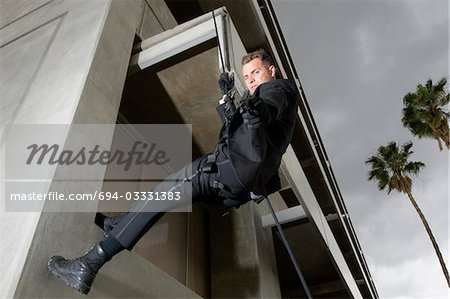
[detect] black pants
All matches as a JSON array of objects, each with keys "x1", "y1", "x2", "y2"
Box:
[{"x1": 109, "y1": 154, "x2": 249, "y2": 249}]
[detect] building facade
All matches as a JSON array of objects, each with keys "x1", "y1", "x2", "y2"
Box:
[{"x1": 0, "y1": 0, "x2": 378, "y2": 298}]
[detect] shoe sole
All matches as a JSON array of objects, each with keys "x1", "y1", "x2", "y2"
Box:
[{"x1": 47, "y1": 260, "x2": 91, "y2": 295}]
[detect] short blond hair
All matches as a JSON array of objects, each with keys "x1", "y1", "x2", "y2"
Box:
[{"x1": 241, "y1": 49, "x2": 274, "y2": 68}]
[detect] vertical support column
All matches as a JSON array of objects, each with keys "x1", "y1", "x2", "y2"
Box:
[
  {"x1": 1, "y1": 1, "x2": 113, "y2": 296},
  {"x1": 210, "y1": 202, "x2": 281, "y2": 298},
  {"x1": 1, "y1": 0, "x2": 144, "y2": 297}
]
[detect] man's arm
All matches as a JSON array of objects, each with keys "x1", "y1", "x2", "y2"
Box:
[
  {"x1": 253, "y1": 80, "x2": 293, "y2": 122},
  {"x1": 241, "y1": 80, "x2": 296, "y2": 128}
]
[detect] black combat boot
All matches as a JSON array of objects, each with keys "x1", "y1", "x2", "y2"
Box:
[
  {"x1": 94, "y1": 213, "x2": 128, "y2": 236},
  {"x1": 47, "y1": 243, "x2": 111, "y2": 294}
]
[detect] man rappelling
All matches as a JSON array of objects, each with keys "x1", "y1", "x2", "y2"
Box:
[{"x1": 47, "y1": 49, "x2": 299, "y2": 295}]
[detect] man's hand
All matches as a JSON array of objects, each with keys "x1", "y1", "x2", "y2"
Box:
[
  {"x1": 218, "y1": 72, "x2": 234, "y2": 95},
  {"x1": 240, "y1": 98, "x2": 271, "y2": 129}
]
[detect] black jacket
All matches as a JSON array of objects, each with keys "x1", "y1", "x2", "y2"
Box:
[{"x1": 216, "y1": 79, "x2": 298, "y2": 196}]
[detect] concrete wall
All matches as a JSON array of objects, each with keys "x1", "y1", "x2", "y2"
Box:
[
  {"x1": 210, "y1": 202, "x2": 281, "y2": 298},
  {"x1": 1, "y1": 1, "x2": 112, "y2": 296},
  {"x1": 0, "y1": 0, "x2": 197, "y2": 298}
]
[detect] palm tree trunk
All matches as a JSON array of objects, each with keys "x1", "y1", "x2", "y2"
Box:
[{"x1": 406, "y1": 192, "x2": 450, "y2": 287}]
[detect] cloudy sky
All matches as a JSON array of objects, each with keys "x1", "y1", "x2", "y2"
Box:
[{"x1": 273, "y1": 0, "x2": 449, "y2": 297}]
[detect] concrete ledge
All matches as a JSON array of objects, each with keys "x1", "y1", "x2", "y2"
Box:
[
  {"x1": 87, "y1": 249, "x2": 202, "y2": 298},
  {"x1": 13, "y1": 212, "x2": 201, "y2": 299},
  {"x1": 261, "y1": 205, "x2": 339, "y2": 228},
  {"x1": 261, "y1": 205, "x2": 306, "y2": 228}
]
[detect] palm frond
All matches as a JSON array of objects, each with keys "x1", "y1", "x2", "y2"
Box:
[
  {"x1": 438, "y1": 93, "x2": 449, "y2": 107},
  {"x1": 435, "y1": 77, "x2": 448, "y2": 91},
  {"x1": 405, "y1": 161, "x2": 425, "y2": 175},
  {"x1": 366, "y1": 141, "x2": 424, "y2": 195},
  {"x1": 388, "y1": 176, "x2": 400, "y2": 194},
  {"x1": 402, "y1": 77, "x2": 450, "y2": 149},
  {"x1": 402, "y1": 141, "x2": 414, "y2": 154}
]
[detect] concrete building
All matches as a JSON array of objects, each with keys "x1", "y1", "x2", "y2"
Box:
[{"x1": 1, "y1": 0, "x2": 379, "y2": 298}]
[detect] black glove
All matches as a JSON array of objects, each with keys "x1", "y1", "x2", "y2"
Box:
[
  {"x1": 240, "y1": 98, "x2": 271, "y2": 129},
  {"x1": 218, "y1": 72, "x2": 234, "y2": 95}
]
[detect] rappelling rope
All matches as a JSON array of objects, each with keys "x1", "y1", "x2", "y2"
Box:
[
  {"x1": 211, "y1": 3, "x2": 312, "y2": 296},
  {"x1": 211, "y1": 7, "x2": 226, "y2": 72},
  {"x1": 265, "y1": 197, "x2": 313, "y2": 298}
]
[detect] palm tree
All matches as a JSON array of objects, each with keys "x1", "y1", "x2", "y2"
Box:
[
  {"x1": 401, "y1": 77, "x2": 449, "y2": 151},
  {"x1": 366, "y1": 141, "x2": 450, "y2": 287}
]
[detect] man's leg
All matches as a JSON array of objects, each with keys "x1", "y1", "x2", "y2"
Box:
[
  {"x1": 94, "y1": 212, "x2": 128, "y2": 236},
  {"x1": 109, "y1": 154, "x2": 212, "y2": 249},
  {"x1": 47, "y1": 155, "x2": 214, "y2": 294}
]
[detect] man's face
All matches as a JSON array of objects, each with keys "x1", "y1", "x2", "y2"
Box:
[{"x1": 242, "y1": 58, "x2": 276, "y2": 95}]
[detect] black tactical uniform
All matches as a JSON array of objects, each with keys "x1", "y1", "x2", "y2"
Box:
[{"x1": 110, "y1": 78, "x2": 299, "y2": 250}]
